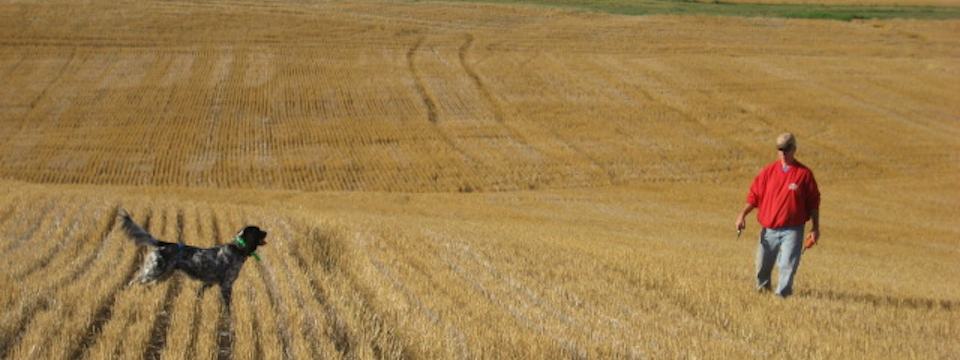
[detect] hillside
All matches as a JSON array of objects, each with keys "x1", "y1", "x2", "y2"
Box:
[{"x1": 0, "y1": 1, "x2": 958, "y2": 359}]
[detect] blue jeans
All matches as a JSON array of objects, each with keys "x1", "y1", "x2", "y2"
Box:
[{"x1": 756, "y1": 226, "x2": 804, "y2": 297}]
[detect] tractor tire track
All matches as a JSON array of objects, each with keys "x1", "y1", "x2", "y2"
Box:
[
  {"x1": 456, "y1": 32, "x2": 534, "y2": 149},
  {"x1": 0, "y1": 50, "x2": 27, "y2": 85},
  {"x1": 406, "y1": 35, "x2": 481, "y2": 179},
  {"x1": 408, "y1": 37, "x2": 439, "y2": 124},
  {"x1": 458, "y1": 42, "x2": 614, "y2": 185},
  {"x1": 23, "y1": 49, "x2": 75, "y2": 114}
]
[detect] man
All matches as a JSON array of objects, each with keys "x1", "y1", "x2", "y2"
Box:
[{"x1": 735, "y1": 133, "x2": 820, "y2": 297}]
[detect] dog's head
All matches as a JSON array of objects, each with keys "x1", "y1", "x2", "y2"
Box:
[{"x1": 236, "y1": 226, "x2": 268, "y2": 250}]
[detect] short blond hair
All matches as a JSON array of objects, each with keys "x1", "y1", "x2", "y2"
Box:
[{"x1": 776, "y1": 133, "x2": 796, "y2": 150}]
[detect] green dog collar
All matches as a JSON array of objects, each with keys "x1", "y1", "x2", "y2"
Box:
[{"x1": 234, "y1": 237, "x2": 261, "y2": 262}]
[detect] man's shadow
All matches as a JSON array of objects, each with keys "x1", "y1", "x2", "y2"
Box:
[{"x1": 797, "y1": 289, "x2": 955, "y2": 310}]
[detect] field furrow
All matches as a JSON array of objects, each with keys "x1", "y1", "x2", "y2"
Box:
[
  {"x1": 257, "y1": 216, "x2": 328, "y2": 360},
  {"x1": 3, "y1": 205, "x2": 131, "y2": 360},
  {"x1": 159, "y1": 287, "x2": 204, "y2": 360}
]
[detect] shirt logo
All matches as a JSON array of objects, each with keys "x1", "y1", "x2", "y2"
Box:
[{"x1": 789, "y1": 183, "x2": 799, "y2": 191}]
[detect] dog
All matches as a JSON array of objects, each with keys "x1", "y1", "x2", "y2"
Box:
[{"x1": 118, "y1": 209, "x2": 267, "y2": 309}]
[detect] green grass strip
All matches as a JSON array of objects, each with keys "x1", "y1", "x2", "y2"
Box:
[{"x1": 413, "y1": 0, "x2": 960, "y2": 20}]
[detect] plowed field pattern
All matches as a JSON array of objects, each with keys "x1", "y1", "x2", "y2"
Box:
[
  {"x1": 0, "y1": 1, "x2": 958, "y2": 359},
  {"x1": 0, "y1": 190, "x2": 406, "y2": 360},
  {"x1": 1, "y1": 0, "x2": 957, "y2": 192}
]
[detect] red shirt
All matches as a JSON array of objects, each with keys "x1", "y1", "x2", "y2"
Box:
[{"x1": 747, "y1": 160, "x2": 820, "y2": 229}]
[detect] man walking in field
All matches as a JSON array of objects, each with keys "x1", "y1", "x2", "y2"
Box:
[{"x1": 735, "y1": 133, "x2": 820, "y2": 297}]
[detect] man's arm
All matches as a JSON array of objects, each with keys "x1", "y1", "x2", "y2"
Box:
[
  {"x1": 805, "y1": 170, "x2": 820, "y2": 242},
  {"x1": 735, "y1": 203, "x2": 756, "y2": 232},
  {"x1": 808, "y1": 209, "x2": 820, "y2": 242}
]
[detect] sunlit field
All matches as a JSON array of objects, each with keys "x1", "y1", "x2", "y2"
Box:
[{"x1": 1, "y1": 0, "x2": 958, "y2": 359}]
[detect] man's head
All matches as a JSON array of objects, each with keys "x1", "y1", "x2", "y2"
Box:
[
  {"x1": 776, "y1": 132, "x2": 798, "y2": 165},
  {"x1": 776, "y1": 133, "x2": 796, "y2": 153}
]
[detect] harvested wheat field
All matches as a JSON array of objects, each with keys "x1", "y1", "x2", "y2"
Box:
[{"x1": 0, "y1": 0, "x2": 958, "y2": 359}]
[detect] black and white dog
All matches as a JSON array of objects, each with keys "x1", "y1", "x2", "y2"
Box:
[{"x1": 119, "y1": 209, "x2": 267, "y2": 309}]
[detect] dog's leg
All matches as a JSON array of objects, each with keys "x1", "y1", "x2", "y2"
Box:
[
  {"x1": 197, "y1": 283, "x2": 213, "y2": 299},
  {"x1": 219, "y1": 281, "x2": 234, "y2": 312},
  {"x1": 220, "y1": 286, "x2": 232, "y2": 308}
]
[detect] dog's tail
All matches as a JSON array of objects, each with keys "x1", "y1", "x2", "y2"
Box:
[{"x1": 118, "y1": 208, "x2": 160, "y2": 247}]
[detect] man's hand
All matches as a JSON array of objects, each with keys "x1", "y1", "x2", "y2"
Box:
[
  {"x1": 735, "y1": 203, "x2": 756, "y2": 237},
  {"x1": 808, "y1": 209, "x2": 820, "y2": 247},
  {"x1": 804, "y1": 229, "x2": 819, "y2": 249}
]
